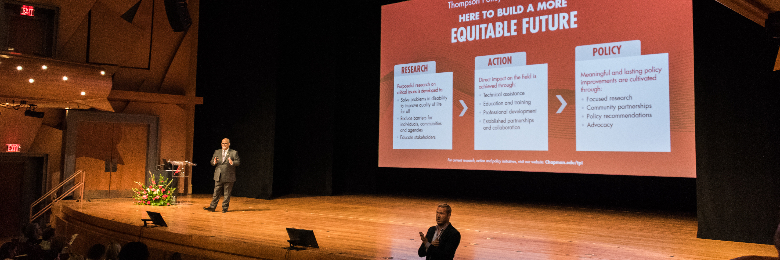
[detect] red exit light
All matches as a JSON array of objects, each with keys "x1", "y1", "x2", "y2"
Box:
[
  {"x1": 6, "y1": 144, "x2": 21, "y2": 152},
  {"x1": 20, "y1": 5, "x2": 34, "y2": 16}
]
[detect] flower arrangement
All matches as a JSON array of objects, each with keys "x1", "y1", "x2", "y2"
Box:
[{"x1": 132, "y1": 172, "x2": 176, "y2": 206}]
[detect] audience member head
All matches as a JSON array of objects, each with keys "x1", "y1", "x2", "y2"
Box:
[
  {"x1": 168, "y1": 252, "x2": 182, "y2": 260},
  {"x1": 436, "y1": 203, "x2": 452, "y2": 226},
  {"x1": 105, "y1": 241, "x2": 122, "y2": 260},
  {"x1": 24, "y1": 223, "x2": 42, "y2": 241},
  {"x1": 117, "y1": 242, "x2": 149, "y2": 260},
  {"x1": 86, "y1": 243, "x2": 107, "y2": 260},
  {"x1": 0, "y1": 242, "x2": 17, "y2": 259},
  {"x1": 48, "y1": 235, "x2": 69, "y2": 257},
  {"x1": 41, "y1": 227, "x2": 56, "y2": 241}
]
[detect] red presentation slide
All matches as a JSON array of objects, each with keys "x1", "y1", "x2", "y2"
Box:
[{"x1": 379, "y1": 0, "x2": 695, "y2": 178}]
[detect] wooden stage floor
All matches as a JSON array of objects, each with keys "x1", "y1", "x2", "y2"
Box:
[{"x1": 52, "y1": 195, "x2": 776, "y2": 260}]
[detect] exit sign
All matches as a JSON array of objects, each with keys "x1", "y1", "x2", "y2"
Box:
[
  {"x1": 6, "y1": 144, "x2": 21, "y2": 152},
  {"x1": 21, "y1": 5, "x2": 34, "y2": 16}
]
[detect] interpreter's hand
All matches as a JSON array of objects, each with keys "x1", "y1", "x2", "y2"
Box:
[
  {"x1": 432, "y1": 239, "x2": 440, "y2": 247},
  {"x1": 228, "y1": 157, "x2": 233, "y2": 165},
  {"x1": 419, "y1": 232, "x2": 429, "y2": 244}
]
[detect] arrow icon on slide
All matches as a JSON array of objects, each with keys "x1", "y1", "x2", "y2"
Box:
[
  {"x1": 459, "y1": 100, "x2": 468, "y2": 117},
  {"x1": 556, "y1": 95, "x2": 567, "y2": 113}
]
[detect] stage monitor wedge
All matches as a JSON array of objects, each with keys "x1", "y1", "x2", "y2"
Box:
[
  {"x1": 142, "y1": 211, "x2": 167, "y2": 227},
  {"x1": 286, "y1": 228, "x2": 318, "y2": 248}
]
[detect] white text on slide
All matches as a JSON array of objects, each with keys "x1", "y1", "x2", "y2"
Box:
[{"x1": 451, "y1": 0, "x2": 576, "y2": 43}]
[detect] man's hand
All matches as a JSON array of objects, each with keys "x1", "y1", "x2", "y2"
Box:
[
  {"x1": 213, "y1": 156, "x2": 218, "y2": 164},
  {"x1": 419, "y1": 232, "x2": 429, "y2": 244},
  {"x1": 431, "y1": 239, "x2": 440, "y2": 247},
  {"x1": 228, "y1": 157, "x2": 233, "y2": 165}
]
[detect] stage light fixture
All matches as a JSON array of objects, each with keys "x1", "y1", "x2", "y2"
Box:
[
  {"x1": 80, "y1": 91, "x2": 86, "y2": 95},
  {"x1": 100, "y1": 71, "x2": 105, "y2": 75},
  {"x1": 41, "y1": 65, "x2": 47, "y2": 70},
  {"x1": 24, "y1": 110, "x2": 44, "y2": 118},
  {"x1": 62, "y1": 76, "x2": 68, "y2": 81},
  {"x1": 3, "y1": 100, "x2": 29, "y2": 110},
  {"x1": 28, "y1": 79, "x2": 34, "y2": 83},
  {"x1": 24, "y1": 104, "x2": 44, "y2": 118},
  {"x1": 16, "y1": 66, "x2": 22, "y2": 70}
]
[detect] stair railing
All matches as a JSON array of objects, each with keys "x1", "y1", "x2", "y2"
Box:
[{"x1": 30, "y1": 169, "x2": 85, "y2": 223}]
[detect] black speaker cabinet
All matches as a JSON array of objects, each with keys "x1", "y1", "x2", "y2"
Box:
[
  {"x1": 767, "y1": 12, "x2": 780, "y2": 44},
  {"x1": 164, "y1": 0, "x2": 191, "y2": 32}
]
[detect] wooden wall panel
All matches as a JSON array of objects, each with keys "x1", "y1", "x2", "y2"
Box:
[
  {"x1": 98, "y1": 0, "x2": 138, "y2": 15},
  {"x1": 52, "y1": 0, "x2": 98, "y2": 55},
  {"x1": 76, "y1": 121, "x2": 113, "y2": 193},
  {"x1": 122, "y1": 102, "x2": 185, "y2": 192},
  {"x1": 114, "y1": 122, "x2": 147, "y2": 190},
  {"x1": 112, "y1": 68, "x2": 150, "y2": 91},
  {"x1": 159, "y1": 25, "x2": 194, "y2": 95},
  {"x1": 137, "y1": 0, "x2": 188, "y2": 93},
  {"x1": 75, "y1": 121, "x2": 147, "y2": 198},
  {"x1": 58, "y1": 14, "x2": 89, "y2": 63},
  {"x1": 28, "y1": 124, "x2": 63, "y2": 190},
  {"x1": 88, "y1": 1, "x2": 143, "y2": 65},
  {"x1": 0, "y1": 161, "x2": 25, "y2": 237},
  {"x1": 122, "y1": 102, "x2": 184, "y2": 166},
  {"x1": 124, "y1": 0, "x2": 154, "y2": 69},
  {"x1": 7, "y1": 0, "x2": 200, "y2": 199},
  {"x1": 775, "y1": 49, "x2": 780, "y2": 71},
  {"x1": 0, "y1": 108, "x2": 43, "y2": 153}
]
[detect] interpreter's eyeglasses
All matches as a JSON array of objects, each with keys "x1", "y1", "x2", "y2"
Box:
[{"x1": 221, "y1": 143, "x2": 229, "y2": 144}]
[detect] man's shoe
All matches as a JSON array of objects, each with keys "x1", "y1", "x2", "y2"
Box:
[
  {"x1": 203, "y1": 207, "x2": 216, "y2": 212},
  {"x1": 222, "y1": 209, "x2": 228, "y2": 213}
]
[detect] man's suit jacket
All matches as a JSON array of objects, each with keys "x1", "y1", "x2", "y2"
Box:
[
  {"x1": 211, "y1": 149, "x2": 240, "y2": 182},
  {"x1": 418, "y1": 224, "x2": 461, "y2": 260}
]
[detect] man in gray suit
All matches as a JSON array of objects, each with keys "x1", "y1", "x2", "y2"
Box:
[{"x1": 204, "y1": 138, "x2": 240, "y2": 213}]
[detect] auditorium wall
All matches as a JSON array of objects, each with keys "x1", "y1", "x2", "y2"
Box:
[{"x1": 0, "y1": 0, "x2": 201, "y2": 200}]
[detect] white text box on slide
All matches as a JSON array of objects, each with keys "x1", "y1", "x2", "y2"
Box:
[
  {"x1": 575, "y1": 53, "x2": 670, "y2": 152},
  {"x1": 393, "y1": 62, "x2": 453, "y2": 149},
  {"x1": 474, "y1": 53, "x2": 548, "y2": 151}
]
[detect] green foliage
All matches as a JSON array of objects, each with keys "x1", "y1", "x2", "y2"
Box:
[{"x1": 132, "y1": 173, "x2": 176, "y2": 206}]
